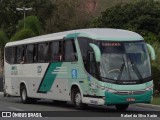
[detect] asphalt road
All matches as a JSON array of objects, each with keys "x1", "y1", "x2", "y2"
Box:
[
  {"x1": 0, "y1": 77, "x2": 159, "y2": 119},
  {"x1": 0, "y1": 76, "x2": 160, "y2": 112},
  {"x1": 0, "y1": 92, "x2": 159, "y2": 112}
]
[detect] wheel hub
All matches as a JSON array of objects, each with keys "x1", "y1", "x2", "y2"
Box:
[
  {"x1": 75, "y1": 93, "x2": 81, "y2": 105},
  {"x1": 22, "y1": 89, "x2": 26, "y2": 100}
]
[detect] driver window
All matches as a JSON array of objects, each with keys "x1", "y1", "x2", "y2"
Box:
[{"x1": 88, "y1": 52, "x2": 97, "y2": 76}]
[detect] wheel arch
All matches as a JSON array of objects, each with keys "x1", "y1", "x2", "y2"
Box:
[
  {"x1": 70, "y1": 83, "x2": 83, "y2": 102},
  {"x1": 20, "y1": 81, "x2": 28, "y2": 92}
]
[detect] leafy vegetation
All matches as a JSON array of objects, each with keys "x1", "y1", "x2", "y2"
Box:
[
  {"x1": 45, "y1": 0, "x2": 97, "y2": 33},
  {"x1": 17, "y1": 16, "x2": 42, "y2": 36},
  {"x1": 91, "y1": 0, "x2": 160, "y2": 43},
  {"x1": 11, "y1": 28, "x2": 35, "y2": 41},
  {"x1": 0, "y1": 30, "x2": 8, "y2": 50},
  {"x1": 0, "y1": 0, "x2": 54, "y2": 37},
  {"x1": 98, "y1": 0, "x2": 132, "y2": 11},
  {"x1": 0, "y1": 30, "x2": 8, "y2": 68},
  {"x1": 152, "y1": 95, "x2": 160, "y2": 105}
]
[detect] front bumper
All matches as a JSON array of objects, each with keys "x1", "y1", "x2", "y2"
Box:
[{"x1": 105, "y1": 90, "x2": 153, "y2": 105}]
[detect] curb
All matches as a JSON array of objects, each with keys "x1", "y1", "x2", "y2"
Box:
[{"x1": 131, "y1": 103, "x2": 160, "y2": 109}]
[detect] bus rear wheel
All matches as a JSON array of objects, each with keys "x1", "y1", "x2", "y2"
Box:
[
  {"x1": 115, "y1": 104, "x2": 129, "y2": 111},
  {"x1": 72, "y1": 89, "x2": 86, "y2": 109}
]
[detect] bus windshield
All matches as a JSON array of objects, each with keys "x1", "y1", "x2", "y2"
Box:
[{"x1": 98, "y1": 41, "x2": 151, "y2": 81}]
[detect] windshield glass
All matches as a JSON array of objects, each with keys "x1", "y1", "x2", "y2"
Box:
[{"x1": 97, "y1": 42, "x2": 151, "y2": 81}]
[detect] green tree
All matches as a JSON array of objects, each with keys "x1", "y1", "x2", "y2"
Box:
[
  {"x1": 0, "y1": 30, "x2": 8, "y2": 50},
  {"x1": 11, "y1": 28, "x2": 35, "y2": 41},
  {"x1": 17, "y1": 16, "x2": 42, "y2": 36},
  {"x1": 152, "y1": 66, "x2": 160, "y2": 92},
  {"x1": 0, "y1": 30, "x2": 8, "y2": 68},
  {"x1": 91, "y1": 0, "x2": 160, "y2": 43},
  {"x1": 45, "y1": 0, "x2": 98, "y2": 33},
  {"x1": 0, "y1": 0, "x2": 54, "y2": 38}
]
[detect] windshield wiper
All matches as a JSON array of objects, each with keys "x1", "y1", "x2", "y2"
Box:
[
  {"x1": 117, "y1": 63, "x2": 125, "y2": 80},
  {"x1": 117, "y1": 55, "x2": 126, "y2": 80},
  {"x1": 128, "y1": 55, "x2": 143, "y2": 80}
]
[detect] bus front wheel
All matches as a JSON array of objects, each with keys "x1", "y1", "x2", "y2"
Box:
[
  {"x1": 115, "y1": 104, "x2": 129, "y2": 111},
  {"x1": 72, "y1": 89, "x2": 86, "y2": 109}
]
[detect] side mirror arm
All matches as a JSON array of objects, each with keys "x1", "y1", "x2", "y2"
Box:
[
  {"x1": 147, "y1": 44, "x2": 156, "y2": 61},
  {"x1": 89, "y1": 43, "x2": 101, "y2": 62}
]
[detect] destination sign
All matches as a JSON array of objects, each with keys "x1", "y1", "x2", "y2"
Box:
[{"x1": 101, "y1": 43, "x2": 121, "y2": 47}]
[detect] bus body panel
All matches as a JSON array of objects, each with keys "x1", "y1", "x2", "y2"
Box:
[{"x1": 4, "y1": 28, "x2": 154, "y2": 107}]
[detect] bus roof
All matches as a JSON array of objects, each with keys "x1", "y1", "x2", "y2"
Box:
[{"x1": 6, "y1": 28, "x2": 144, "y2": 47}]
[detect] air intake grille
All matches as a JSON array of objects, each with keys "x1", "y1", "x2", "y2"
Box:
[{"x1": 114, "y1": 90, "x2": 146, "y2": 95}]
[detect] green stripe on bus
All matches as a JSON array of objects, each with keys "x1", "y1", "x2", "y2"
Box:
[{"x1": 38, "y1": 62, "x2": 62, "y2": 93}]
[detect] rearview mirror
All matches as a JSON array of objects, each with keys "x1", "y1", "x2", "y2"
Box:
[
  {"x1": 89, "y1": 43, "x2": 101, "y2": 62},
  {"x1": 146, "y1": 44, "x2": 156, "y2": 61}
]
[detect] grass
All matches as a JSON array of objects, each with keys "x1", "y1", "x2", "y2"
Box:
[{"x1": 152, "y1": 95, "x2": 160, "y2": 105}]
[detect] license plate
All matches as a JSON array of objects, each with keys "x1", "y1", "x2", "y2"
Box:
[{"x1": 126, "y1": 98, "x2": 135, "y2": 102}]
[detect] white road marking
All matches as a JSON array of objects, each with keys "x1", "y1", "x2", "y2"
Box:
[{"x1": 8, "y1": 107, "x2": 24, "y2": 111}]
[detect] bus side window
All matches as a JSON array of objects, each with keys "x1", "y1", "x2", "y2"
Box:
[
  {"x1": 33, "y1": 44, "x2": 38, "y2": 62},
  {"x1": 64, "y1": 40, "x2": 77, "y2": 62},
  {"x1": 38, "y1": 43, "x2": 45, "y2": 63},
  {"x1": 26, "y1": 44, "x2": 34, "y2": 63},
  {"x1": 87, "y1": 51, "x2": 97, "y2": 77},
  {"x1": 41, "y1": 42, "x2": 52, "y2": 62},
  {"x1": 16, "y1": 46, "x2": 26, "y2": 64},
  {"x1": 51, "y1": 41, "x2": 61, "y2": 61},
  {"x1": 38, "y1": 42, "x2": 52, "y2": 63},
  {"x1": 5, "y1": 47, "x2": 16, "y2": 64},
  {"x1": 46, "y1": 42, "x2": 52, "y2": 62},
  {"x1": 44, "y1": 43, "x2": 48, "y2": 62},
  {"x1": 11, "y1": 47, "x2": 16, "y2": 64},
  {"x1": 77, "y1": 37, "x2": 93, "y2": 70}
]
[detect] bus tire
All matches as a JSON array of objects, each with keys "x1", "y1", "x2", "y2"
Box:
[
  {"x1": 115, "y1": 104, "x2": 129, "y2": 111},
  {"x1": 72, "y1": 88, "x2": 86, "y2": 109},
  {"x1": 20, "y1": 85, "x2": 31, "y2": 104},
  {"x1": 3, "y1": 90, "x2": 7, "y2": 97}
]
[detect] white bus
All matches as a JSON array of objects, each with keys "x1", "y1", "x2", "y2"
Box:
[{"x1": 4, "y1": 28, "x2": 155, "y2": 111}]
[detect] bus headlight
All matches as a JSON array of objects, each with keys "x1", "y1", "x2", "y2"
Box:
[
  {"x1": 96, "y1": 84, "x2": 117, "y2": 93},
  {"x1": 105, "y1": 87, "x2": 117, "y2": 93},
  {"x1": 145, "y1": 85, "x2": 153, "y2": 91}
]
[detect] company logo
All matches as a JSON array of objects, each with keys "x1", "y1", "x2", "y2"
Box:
[
  {"x1": 11, "y1": 66, "x2": 17, "y2": 71},
  {"x1": 37, "y1": 66, "x2": 42, "y2": 73},
  {"x1": 87, "y1": 76, "x2": 90, "y2": 81},
  {"x1": 11, "y1": 66, "x2": 18, "y2": 75},
  {"x1": 72, "y1": 69, "x2": 77, "y2": 79}
]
